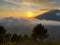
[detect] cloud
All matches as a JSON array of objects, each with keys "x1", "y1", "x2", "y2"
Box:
[
  {"x1": 0, "y1": 17, "x2": 60, "y2": 39},
  {"x1": 2, "y1": 0, "x2": 60, "y2": 9},
  {"x1": 0, "y1": 0, "x2": 60, "y2": 12},
  {"x1": 40, "y1": 9, "x2": 49, "y2": 11},
  {"x1": 0, "y1": 0, "x2": 60, "y2": 18},
  {"x1": 3, "y1": 0, "x2": 36, "y2": 6},
  {"x1": 1, "y1": 0, "x2": 39, "y2": 12},
  {"x1": 0, "y1": 17, "x2": 36, "y2": 35}
]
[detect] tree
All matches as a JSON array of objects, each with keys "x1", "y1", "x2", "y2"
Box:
[
  {"x1": 11, "y1": 33, "x2": 18, "y2": 42},
  {"x1": 23, "y1": 35, "x2": 30, "y2": 40},
  {"x1": 17, "y1": 34, "x2": 22, "y2": 45},
  {"x1": 31, "y1": 24, "x2": 49, "y2": 44},
  {"x1": 17, "y1": 34, "x2": 22, "y2": 42},
  {"x1": 5, "y1": 34, "x2": 11, "y2": 42},
  {"x1": 11, "y1": 33, "x2": 21, "y2": 45},
  {"x1": 11, "y1": 34, "x2": 22, "y2": 45},
  {"x1": 0, "y1": 26, "x2": 6, "y2": 45}
]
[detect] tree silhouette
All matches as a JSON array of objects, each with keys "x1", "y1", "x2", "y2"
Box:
[
  {"x1": 23, "y1": 35, "x2": 30, "y2": 40},
  {"x1": 0, "y1": 26, "x2": 6, "y2": 45},
  {"x1": 5, "y1": 34, "x2": 11, "y2": 42},
  {"x1": 16, "y1": 34, "x2": 22, "y2": 45},
  {"x1": 31, "y1": 24, "x2": 49, "y2": 44},
  {"x1": 11, "y1": 33, "x2": 21, "y2": 45},
  {"x1": 11, "y1": 33, "x2": 18, "y2": 42}
]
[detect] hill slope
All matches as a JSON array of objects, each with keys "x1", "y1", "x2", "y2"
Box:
[{"x1": 35, "y1": 10, "x2": 60, "y2": 21}]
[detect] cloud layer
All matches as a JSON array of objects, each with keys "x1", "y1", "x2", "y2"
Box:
[
  {"x1": 0, "y1": 0, "x2": 60, "y2": 18},
  {"x1": 0, "y1": 17, "x2": 60, "y2": 39},
  {"x1": 2, "y1": 0, "x2": 60, "y2": 9}
]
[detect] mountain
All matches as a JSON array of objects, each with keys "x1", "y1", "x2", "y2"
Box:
[{"x1": 35, "y1": 10, "x2": 60, "y2": 21}]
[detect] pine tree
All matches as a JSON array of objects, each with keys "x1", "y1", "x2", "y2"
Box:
[{"x1": 31, "y1": 24, "x2": 49, "y2": 44}]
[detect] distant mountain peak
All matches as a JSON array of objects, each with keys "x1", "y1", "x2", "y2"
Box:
[{"x1": 35, "y1": 9, "x2": 60, "y2": 21}]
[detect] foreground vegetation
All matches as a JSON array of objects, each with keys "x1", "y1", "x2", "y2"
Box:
[{"x1": 0, "y1": 24, "x2": 60, "y2": 45}]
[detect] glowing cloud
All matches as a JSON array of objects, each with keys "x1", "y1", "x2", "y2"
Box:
[{"x1": 0, "y1": 0, "x2": 60, "y2": 18}]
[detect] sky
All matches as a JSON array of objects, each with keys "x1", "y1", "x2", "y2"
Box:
[
  {"x1": 0, "y1": 0, "x2": 60, "y2": 39},
  {"x1": 0, "y1": 0, "x2": 60, "y2": 18}
]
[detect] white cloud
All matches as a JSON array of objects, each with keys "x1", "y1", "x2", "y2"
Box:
[
  {"x1": 0, "y1": 17, "x2": 60, "y2": 38},
  {"x1": 1, "y1": 0, "x2": 60, "y2": 10}
]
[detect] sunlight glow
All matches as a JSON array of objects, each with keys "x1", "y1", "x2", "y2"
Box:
[{"x1": 26, "y1": 12, "x2": 33, "y2": 18}]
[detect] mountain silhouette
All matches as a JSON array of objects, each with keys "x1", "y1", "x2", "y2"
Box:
[{"x1": 35, "y1": 9, "x2": 60, "y2": 21}]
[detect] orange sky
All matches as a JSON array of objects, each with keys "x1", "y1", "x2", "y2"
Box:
[
  {"x1": 0, "y1": 8, "x2": 49, "y2": 18},
  {"x1": 0, "y1": 0, "x2": 60, "y2": 18}
]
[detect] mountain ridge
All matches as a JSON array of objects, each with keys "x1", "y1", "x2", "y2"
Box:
[{"x1": 35, "y1": 9, "x2": 60, "y2": 21}]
